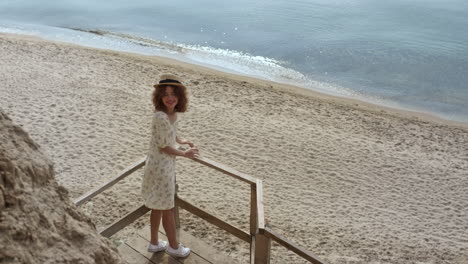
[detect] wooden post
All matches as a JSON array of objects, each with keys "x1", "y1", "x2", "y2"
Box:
[
  {"x1": 254, "y1": 233, "x2": 271, "y2": 264},
  {"x1": 250, "y1": 236, "x2": 256, "y2": 264},
  {"x1": 253, "y1": 179, "x2": 270, "y2": 264},
  {"x1": 250, "y1": 183, "x2": 257, "y2": 264},
  {"x1": 255, "y1": 180, "x2": 265, "y2": 230},
  {"x1": 250, "y1": 183, "x2": 257, "y2": 235},
  {"x1": 250, "y1": 183, "x2": 258, "y2": 264}
]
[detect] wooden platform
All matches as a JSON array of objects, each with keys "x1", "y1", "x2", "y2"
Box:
[{"x1": 118, "y1": 225, "x2": 239, "y2": 264}]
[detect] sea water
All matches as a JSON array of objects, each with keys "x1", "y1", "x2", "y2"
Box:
[{"x1": 1, "y1": 0, "x2": 467, "y2": 121}]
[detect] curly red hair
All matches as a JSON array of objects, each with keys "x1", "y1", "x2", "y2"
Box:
[{"x1": 152, "y1": 85, "x2": 188, "y2": 113}]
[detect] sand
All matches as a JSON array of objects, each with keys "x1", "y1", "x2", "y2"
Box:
[{"x1": 1, "y1": 32, "x2": 467, "y2": 264}]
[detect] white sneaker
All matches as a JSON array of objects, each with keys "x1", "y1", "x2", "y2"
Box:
[
  {"x1": 166, "y1": 243, "x2": 191, "y2": 258},
  {"x1": 148, "y1": 240, "x2": 168, "y2": 253}
]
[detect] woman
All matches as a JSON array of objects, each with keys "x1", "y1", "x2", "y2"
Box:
[{"x1": 141, "y1": 74, "x2": 199, "y2": 258}]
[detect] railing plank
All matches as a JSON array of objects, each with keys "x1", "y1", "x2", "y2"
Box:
[
  {"x1": 74, "y1": 157, "x2": 146, "y2": 206},
  {"x1": 176, "y1": 197, "x2": 251, "y2": 243},
  {"x1": 192, "y1": 156, "x2": 257, "y2": 185},
  {"x1": 263, "y1": 227, "x2": 326, "y2": 264},
  {"x1": 100, "y1": 205, "x2": 150, "y2": 238}
]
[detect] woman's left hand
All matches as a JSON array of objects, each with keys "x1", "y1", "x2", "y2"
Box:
[{"x1": 182, "y1": 140, "x2": 195, "y2": 148}]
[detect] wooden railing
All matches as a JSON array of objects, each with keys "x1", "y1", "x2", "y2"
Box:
[{"x1": 74, "y1": 154, "x2": 326, "y2": 264}]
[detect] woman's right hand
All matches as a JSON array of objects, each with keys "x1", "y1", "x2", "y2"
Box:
[{"x1": 183, "y1": 148, "x2": 199, "y2": 158}]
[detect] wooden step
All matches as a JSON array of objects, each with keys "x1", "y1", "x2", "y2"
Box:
[
  {"x1": 133, "y1": 225, "x2": 239, "y2": 264},
  {"x1": 118, "y1": 243, "x2": 154, "y2": 264}
]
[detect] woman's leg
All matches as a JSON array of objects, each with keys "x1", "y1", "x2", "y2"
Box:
[
  {"x1": 162, "y1": 208, "x2": 178, "y2": 248},
  {"x1": 150, "y1": 209, "x2": 163, "y2": 244}
]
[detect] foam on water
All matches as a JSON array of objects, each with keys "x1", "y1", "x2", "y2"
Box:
[
  {"x1": 1, "y1": 22, "x2": 467, "y2": 122},
  {"x1": 0, "y1": 22, "x2": 358, "y2": 97}
]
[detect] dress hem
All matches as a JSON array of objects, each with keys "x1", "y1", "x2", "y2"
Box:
[{"x1": 144, "y1": 204, "x2": 175, "y2": 210}]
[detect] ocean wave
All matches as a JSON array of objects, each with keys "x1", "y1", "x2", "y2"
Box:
[
  {"x1": 1, "y1": 23, "x2": 466, "y2": 122},
  {"x1": 63, "y1": 27, "x2": 364, "y2": 99}
]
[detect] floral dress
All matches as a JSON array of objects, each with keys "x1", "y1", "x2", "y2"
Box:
[{"x1": 141, "y1": 111, "x2": 178, "y2": 210}]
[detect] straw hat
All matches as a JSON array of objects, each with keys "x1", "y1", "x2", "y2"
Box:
[{"x1": 153, "y1": 74, "x2": 186, "y2": 89}]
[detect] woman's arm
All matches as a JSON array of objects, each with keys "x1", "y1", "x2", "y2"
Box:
[
  {"x1": 176, "y1": 136, "x2": 194, "y2": 148},
  {"x1": 161, "y1": 146, "x2": 198, "y2": 158}
]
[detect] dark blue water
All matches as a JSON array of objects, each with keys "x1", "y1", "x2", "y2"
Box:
[{"x1": 1, "y1": 0, "x2": 467, "y2": 121}]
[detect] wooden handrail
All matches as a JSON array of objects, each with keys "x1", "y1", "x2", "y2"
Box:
[
  {"x1": 191, "y1": 155, "x2": 257, "y2": 185},
  {"x1": 263, "y1": 227, "x2": 326, "y2": 264},
  {"x1": 74, "y1": 157, "x2": 146, "y2": 206},
  {"x1": 74, "y1": 154, "x2": 255, "y2": 207},
  {"x1": 100, "y1": 205, "x2": 150, "y2": 238},
  {"x1": 176, "y1": 196, "x2": 251, "y2": 243}
]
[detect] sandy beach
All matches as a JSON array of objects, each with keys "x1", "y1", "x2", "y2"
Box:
[{"x1": 1, "y1": 33, "x2": 467, "y2": 264}]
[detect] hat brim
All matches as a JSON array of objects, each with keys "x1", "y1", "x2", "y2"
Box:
[{"x1": 153, "y1": 83, "x2": 186, "y2": 89}]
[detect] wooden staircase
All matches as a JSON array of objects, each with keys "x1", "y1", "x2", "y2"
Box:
[
  {"x1": 118, "y1": 224, "x2": 237, "y2": 264},
  {"x1": 74, "y1": 154, "x2": 326, "y2": 264}
]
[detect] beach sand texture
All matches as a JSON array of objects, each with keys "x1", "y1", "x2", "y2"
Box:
[{"x1": 1, "y1": 33, "x2": 468, "y2": 264}]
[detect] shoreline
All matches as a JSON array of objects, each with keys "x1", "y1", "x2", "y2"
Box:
[
  {"x1": 2, "y1": 32, "x2": 467, "y2": 263},
  {"x1": 141, "y1": 47, "x2": 468, "y2": 128},
  {"x1": 2, "y1": 31, "x2": 467, "y2": 128}
]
